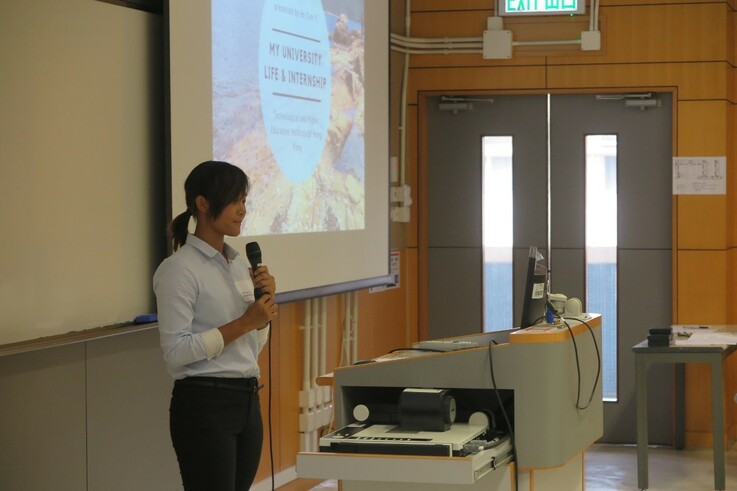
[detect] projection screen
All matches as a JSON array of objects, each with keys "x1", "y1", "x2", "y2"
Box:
[{"x1": 166, "y1": 0, "x2": 390, "y2": 302}]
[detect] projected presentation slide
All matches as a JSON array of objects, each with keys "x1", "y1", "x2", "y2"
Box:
[{"x1": 212, "y1": 0, "x2": 365, "y2": 236}]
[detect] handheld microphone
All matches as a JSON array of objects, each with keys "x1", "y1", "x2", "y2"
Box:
[{"x1": 245, "y1": 241, "x2": 264, "y2": 299}]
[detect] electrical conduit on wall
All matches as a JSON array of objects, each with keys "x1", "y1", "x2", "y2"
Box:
[{"x1": 298, "y1": 297, "x2": 334, "y2": 452}]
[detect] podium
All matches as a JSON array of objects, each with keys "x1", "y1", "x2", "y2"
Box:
[{"x1": 297, "y1": 315, "x2": 602, "y2": 491}]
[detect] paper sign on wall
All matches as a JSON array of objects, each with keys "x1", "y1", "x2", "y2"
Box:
[{"x1": 672, "y1": 156, "x2": 726, "y2": 195}]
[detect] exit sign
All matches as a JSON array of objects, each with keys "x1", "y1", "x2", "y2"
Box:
[{"x1": 500, "y1": 0, "x2": 585, "y2": 15}]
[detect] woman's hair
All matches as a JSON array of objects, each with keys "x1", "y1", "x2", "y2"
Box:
[{"x1": 168, "y1": 160, "x2": 249, "y2": 251}]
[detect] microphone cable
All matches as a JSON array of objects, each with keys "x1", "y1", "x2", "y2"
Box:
[{"x1": 266, "y1": 321, "x2": 275, "y2": 491}]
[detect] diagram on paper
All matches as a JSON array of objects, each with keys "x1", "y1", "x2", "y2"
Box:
[{"x1": 672, "y1": 156, "x2": 726, "y2": 195}]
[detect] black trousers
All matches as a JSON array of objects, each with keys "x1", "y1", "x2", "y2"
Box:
[{"x1": 170, "y1": 377, "x2": 263, "y2": 491}]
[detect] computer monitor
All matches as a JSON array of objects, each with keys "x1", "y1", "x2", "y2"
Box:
[{"x1": 520, "y1": 246, "x2": 548, "y2": 328}]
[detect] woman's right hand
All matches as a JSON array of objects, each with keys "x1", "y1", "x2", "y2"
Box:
[
  {"x1": 242, "y1": 294, "x2": 279, "y2": 331},
  {"x1": 220, "y1": 295, "x2": 279, "y2": 346}
]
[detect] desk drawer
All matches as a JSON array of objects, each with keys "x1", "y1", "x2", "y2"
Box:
[{"x1": 296, "y1": 446, "x2": 512, "y2": 485}]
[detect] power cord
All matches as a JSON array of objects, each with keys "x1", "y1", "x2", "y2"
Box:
[
  {"x1": 546, "y1": 304, "x2": 601, "y2": 410},
  {"x1": 487, "y1": 338, "x2": 518, "y2": 491}
]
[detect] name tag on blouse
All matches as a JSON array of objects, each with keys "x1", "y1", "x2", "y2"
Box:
[{"x1": 234, "y1": 280, "x2": 255, "y2": 303}]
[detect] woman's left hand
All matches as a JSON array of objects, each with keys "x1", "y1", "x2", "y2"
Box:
[{"x1": 252, "y1": 265, "x2": 276, "y2": 297}]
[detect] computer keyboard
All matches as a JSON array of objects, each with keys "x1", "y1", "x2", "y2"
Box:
[{"x1": 413, "y1": 340, "x2": 480, "y2": 352}]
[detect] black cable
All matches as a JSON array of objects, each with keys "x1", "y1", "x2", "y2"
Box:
[
  {"x1": 563, "y1": 316, "x2": 601, "y2": 410},
  {"x1": 267, "y1": 323, "x2": 275, "y2": 491},
  {"x1": 546, "y1": 304, "x2": 601, "y2": 410},
  {"x1": 527, "y1": 314, "x2": 546, "y2": 327},
  {"x1": 561, "y1": 317, "x2": 584, "y2": 408},
  {"x1": 383, "y1": 345, "x2": 481, "y2": 355},
  {"x1": 487, "y1": 338, "x2": 518, "y2": 491},
  {"x1": 384, "y1": 346, "x2": 446, "y2": 354}
]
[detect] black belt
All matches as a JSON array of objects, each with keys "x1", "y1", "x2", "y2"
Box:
[{"x1": 175, "y1": 376, "x2": 263, "y2": 394}]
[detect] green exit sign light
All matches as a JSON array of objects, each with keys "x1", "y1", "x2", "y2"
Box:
[{"x1": 501, "y1": 0, "x2": 585, "y2": 15}]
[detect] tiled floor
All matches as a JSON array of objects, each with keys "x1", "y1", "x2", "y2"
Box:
[
  {"x1": 586, "y1": 444, "x2": 737, "y2": 490},
  {"x1": 289, "y1": 444, "x2": 737, "y2": 491}
]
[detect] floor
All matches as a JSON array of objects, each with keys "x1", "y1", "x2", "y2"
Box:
[
  {"x1": 280, "y1": 444, "x2": 737, "y2": 491},
  {"x1": 585, "y1": 444, "x2": 737, "y2": 491}
]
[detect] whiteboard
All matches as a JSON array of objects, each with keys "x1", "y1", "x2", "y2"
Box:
[{"x1": 0, "y1": 0, "x2": 163, "y2": 348}]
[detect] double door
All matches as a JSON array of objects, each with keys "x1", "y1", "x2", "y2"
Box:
[{"x1": 424, "y1": 92, "x2": 673, "y2": 444}]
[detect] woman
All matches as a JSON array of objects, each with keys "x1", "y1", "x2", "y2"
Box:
[{"x1": 153, "y1": 160, "x2": 278, "y2": 491}]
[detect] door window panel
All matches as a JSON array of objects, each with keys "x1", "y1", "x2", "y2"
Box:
[
  {"x1": 585, "y1": 134, "x2": 618, "y2": 401},
  {"x1": 482, "y1": 136, "x2": 514, "y2": 332}
]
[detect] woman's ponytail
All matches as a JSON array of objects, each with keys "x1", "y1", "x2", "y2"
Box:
[{"x1": 167, "y1": 209, "x2": 192, "y2": 251}]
